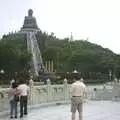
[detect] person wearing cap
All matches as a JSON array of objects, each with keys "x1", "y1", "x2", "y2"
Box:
[{"x1": 70, "y1": 76, "x2": 87, "y2": 120}]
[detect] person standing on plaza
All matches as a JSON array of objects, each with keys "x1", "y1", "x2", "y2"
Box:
[
  {"x1": 8, "y1": 82, "x2": 19, "y2": 119},
  {"x1": 17, "y1": 78, "x2": 29, "y2": 118},
  {"x1": 70, "y1": 76, "x2": 87, "y2": 120}
]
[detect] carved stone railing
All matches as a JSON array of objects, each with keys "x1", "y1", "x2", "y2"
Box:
[
  {"x1": 0, "y1": 80, "x2": 120, "y2": 113},
  {"x1": 0, "y1": 79, "x2": 69, "y2": 112},
  {"x1": 0, "y1": 88, "x2": 9, "y2": 112}
]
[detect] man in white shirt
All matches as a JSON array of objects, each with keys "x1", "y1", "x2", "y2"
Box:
[
  {"x1": 70, "y1": 77, "x2": 87, "y2": 120},
  {"x1": 18, "y1": 79, "x2": 29, "y2": 118}
]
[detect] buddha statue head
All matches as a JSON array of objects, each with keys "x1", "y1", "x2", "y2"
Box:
[{"x1": 28, "y1": 9, "x2": 33, "y2": 17}]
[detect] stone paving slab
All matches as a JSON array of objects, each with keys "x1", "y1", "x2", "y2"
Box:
[
  {"x1": 0, "y1": 101, "x2": 70, "y2": 117},
  {"x1": 1, "y1": 101, "x2": 120, "y2": 120}
]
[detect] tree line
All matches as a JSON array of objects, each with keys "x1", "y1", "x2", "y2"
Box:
[{"x1": 0, "y1": 31, "x2": 120, "y2": 83}]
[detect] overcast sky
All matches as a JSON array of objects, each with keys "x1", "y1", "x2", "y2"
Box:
[{"x1": 0, "y1": 0, "x2": 120, "y2": 53}]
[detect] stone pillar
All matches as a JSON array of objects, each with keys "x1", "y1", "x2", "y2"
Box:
[
  {"x1": 51, "y1": 60, "x2": 54, "y2": 72},
  {"x1": 47, "y1": 78, "x2": 51, "y2": 102},
  {"x1": 29, "y1": 79, "x2": 34, "y2": 105},
  {"x1": 64, "y1": 78, "x2": 68, "y2": 103},
  {"x1": 112, "y1": 81, "x2": 120, "y2": 101},
  {"x1": 48, "y1": 61, "x2": 51, "y2": 72},
  {"x1": 45, "y1": 61, "x2": 48, "y2": 72},
  {"x1": 0, "y1": 92, "x2": 4, "y2": 112}
]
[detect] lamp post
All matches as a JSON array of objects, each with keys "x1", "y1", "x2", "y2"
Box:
[
  {"x1": 109, "y1": 70, "x2": 112, "y2": 81},
  {"x1": 0, "y1": 69, "x2": 4, "y2": 74},
  {"x1": 72, "y1": 70, "x2": 78, "y2": 82},
  {"x1": 14, "y1": 72, "x2": 18, "y2": 82},
  {"x1": 72, "y1": 70, "x2": 78, "y2": 73},
  {"x1": 0, "y1": 69, "x2": 4, "y2": 84}
]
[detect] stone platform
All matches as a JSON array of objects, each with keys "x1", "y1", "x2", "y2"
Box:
[{"x1": 1, "y1": 101, "x2": 120, "y2": 120}]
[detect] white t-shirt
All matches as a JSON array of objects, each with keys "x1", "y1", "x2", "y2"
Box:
[
  {"x1": 8, "y1": 88, "x2": 16, "y2": 101},
  {"x1": 71, "y1": 81, "x2": 86, "y2": 97},
  {"x1": 18, "y1": 84, "x2": 29, "y2": 96}
]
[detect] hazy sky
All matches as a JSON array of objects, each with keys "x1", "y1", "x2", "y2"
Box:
[{"x1": 0, "y1": 0, "x2": 120, "y2": 53}]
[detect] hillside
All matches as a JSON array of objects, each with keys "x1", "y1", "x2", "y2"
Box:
[
  {"x1": 1, "y1": 31, "x2": 120, "y2": 83},
  {"x1": 40, "y1": 32, "x2": 119, "y2": 74}
]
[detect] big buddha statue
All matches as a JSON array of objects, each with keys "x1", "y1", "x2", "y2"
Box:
[{"x1": 21, "y1": 9, "x2": 39, "y2": 31}]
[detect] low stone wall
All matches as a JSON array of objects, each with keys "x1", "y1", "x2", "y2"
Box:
[
  {"x1": 0, "y1": 88, "x2": 10, "y2": 112},
  {"x1": 0, "y1": 83, "x2": 71, "y2": 112},
  {"x1": 0, "y1": 82, "x2": 120, "y2": 113}
]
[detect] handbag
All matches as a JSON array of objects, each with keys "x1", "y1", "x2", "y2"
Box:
[{"x1": 14, "y1": 94, "x2": 19, "y2": 102}]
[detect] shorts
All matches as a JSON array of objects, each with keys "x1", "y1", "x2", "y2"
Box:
[{"x1": 71, "y1": 96, "x2": 83, "y2": 113}]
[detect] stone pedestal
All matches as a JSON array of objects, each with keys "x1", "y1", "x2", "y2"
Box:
[{"x1": 64, "y1": 78, "x2": 68, "y2": 102}]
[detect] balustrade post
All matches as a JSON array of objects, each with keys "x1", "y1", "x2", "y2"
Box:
[
  {"x1": 29, "y1": 78, "x2": 34, "y2": 105},
  {"x1": 0, "y1": 92, "x2": 4, "y2": 112},
  {"x1": 64, "y1": 78, "x2": 68, "y2": 103},
  {"x1": 47, "y1": 78, "x2": 51, "y2": 102}
]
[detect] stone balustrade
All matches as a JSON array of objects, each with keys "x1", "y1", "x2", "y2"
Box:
[{"x1": 0, "y1": 79, "x2": 120, "y2": 113}]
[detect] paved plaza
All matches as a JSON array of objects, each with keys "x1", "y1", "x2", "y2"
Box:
[{"x1": 1, "y1": 100, "x2": 120, "y2": 120}]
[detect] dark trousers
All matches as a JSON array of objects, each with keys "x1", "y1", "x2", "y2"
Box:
[{"x1": 20, "y1": 96, "x2": 28, "y2": 117}]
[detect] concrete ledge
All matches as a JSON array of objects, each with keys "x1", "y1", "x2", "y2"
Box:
[{"x1": 29, "y1": 100, "x2": 70, "y2": 110}]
